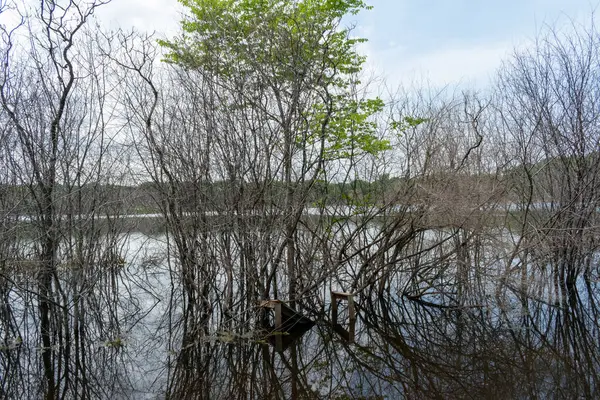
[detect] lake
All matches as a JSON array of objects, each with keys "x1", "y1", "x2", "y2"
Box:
[{"x1": 1, "y1": 222, "x2": 599, "y2": 399}]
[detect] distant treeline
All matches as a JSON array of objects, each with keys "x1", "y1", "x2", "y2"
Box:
[{"x1": 4, "y1": 151, "x2": 597, "y2": 219}]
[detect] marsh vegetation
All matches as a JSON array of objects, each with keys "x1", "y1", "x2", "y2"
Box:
[{"x1": 1, "y1": 0, "x2": 600, "y2": 398}]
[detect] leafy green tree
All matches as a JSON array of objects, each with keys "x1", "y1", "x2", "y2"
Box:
[
  {"x1": 159, "y1": 0, "x2": 390, "y2": 310},
  {"x1": 159, "y1": 0, "x2": 389, "y2": 160}
]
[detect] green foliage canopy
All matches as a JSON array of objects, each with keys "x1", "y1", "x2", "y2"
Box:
[{"x1": 159, "y1": 0, "x2": 390, "y2": 159}]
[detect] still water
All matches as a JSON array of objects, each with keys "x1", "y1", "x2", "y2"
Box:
[{"x1": 1, "y1": 227, "x2": 599, "y2": 399}]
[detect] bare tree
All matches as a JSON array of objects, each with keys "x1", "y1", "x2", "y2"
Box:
[{"x1": 0, "y1": 1, "x2": 150, "y2": 398}]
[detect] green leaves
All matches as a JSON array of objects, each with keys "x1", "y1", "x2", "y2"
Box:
[
  {"x1": 162, "y1": 0, "x2": 389, "y2": 160},
  {"x1": 163, "y1": 0, "x2": 369, "y2": 79},
  {"x1": 390, "y1": 116, "x2": 429, "y2": 133},
  {"x1": 300, "y1": 96, "x2": 390, "y2": 158},
  {"x1": 317, "y1": 95, "x2": 389, "y2": 159}
]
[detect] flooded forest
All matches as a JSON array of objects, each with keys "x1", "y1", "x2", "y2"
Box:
[{"x1": 1, "y1": 0, "x2": 600, "y2": 399}]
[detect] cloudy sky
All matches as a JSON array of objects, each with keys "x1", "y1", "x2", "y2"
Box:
[
  {"x1": 95, "y1": 0, "x2": 598, "y2": 89},
  {"x1": 356, "y1": 0, "x2": 597, "y2": 88}
]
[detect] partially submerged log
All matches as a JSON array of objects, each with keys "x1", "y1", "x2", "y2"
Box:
[{"x1": 259, "y1": 299, "x2": 315, "y2": 352}]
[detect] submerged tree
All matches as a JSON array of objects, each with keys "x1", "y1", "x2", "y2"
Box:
[
  {"x1": 495, "y1": 21, "x2": 600, "y2": 397},
  {"x1": 0, "y1": 1, "x2": 144, "y2": 398},
  {"x1": 159, "y1": 0, "x2": 389, "y2": 303},
  {"x1": 112, "y1": 1, "x2": 399, "y2": 397}
]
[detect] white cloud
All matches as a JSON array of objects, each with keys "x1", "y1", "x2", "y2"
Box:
[
  {"x1": 363, "y1": 41, "x2": 513, "y2": 90},
  {"x1": 95, "y1": 0, "x2": 183, "y2": 37}
]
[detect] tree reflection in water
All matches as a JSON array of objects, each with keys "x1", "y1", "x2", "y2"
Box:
[
  {"x1": 1, "y1": 1, "x2": 599, "y2": 397},
  {"x1": 1, "y1": 230, "x2": 600, "y2": 399},
  {"x1": 160, "y1": 227, "x2": 600, "y2": 399}
]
